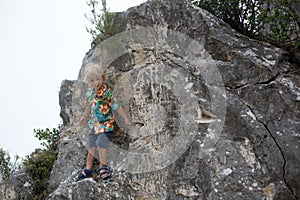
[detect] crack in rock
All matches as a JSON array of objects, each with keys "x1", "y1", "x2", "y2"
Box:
[{"x1": 239, "y1": 99, "x2": 297, "y2": 199}]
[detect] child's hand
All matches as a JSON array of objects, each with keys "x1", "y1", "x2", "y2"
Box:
[
  {"x1": 124, "y1": 117, "x2": 131, "y2": 129},
  {"x1": 79, "y1": 116, "x2": 88, "y2": 127}
]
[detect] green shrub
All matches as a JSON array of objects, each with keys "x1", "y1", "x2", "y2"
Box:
[
  {"x1": 0, "y1": 148, "x2": 20, "y2": 181},
  {"x1": 34, "y1": 127, "x2": 59, "y2": 151},
  {"x1": 23, "y1": 126, "x2": 60, "y2": 199},
  {"x1": 85, "y1": 0, "x2": 120, "y2": 45},
  {"x1": 189, "y1": 0, "x2": 300, "y2": 50},
  {"x1": 23, "y1": 150, "x2": 57, "y2": 199}
]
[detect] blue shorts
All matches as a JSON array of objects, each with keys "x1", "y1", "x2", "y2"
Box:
[{"x1": 88, "y1": 129, "x2": 113, "y2": 149}]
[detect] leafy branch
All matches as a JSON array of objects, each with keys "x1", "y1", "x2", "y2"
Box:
[
  {"x1": 85, "y1": 0, "x2": 120, "y2": 45},
  {"x1": 189, "y1": 0, "x2": 300, "y2": 51},
  {"x1": 0, "y1": 148, "x2": 20, "y2": 181}
]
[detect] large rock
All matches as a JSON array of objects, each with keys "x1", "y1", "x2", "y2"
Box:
[{"x1": 5, "y1": 0, "x2": 299, "y2": 199}]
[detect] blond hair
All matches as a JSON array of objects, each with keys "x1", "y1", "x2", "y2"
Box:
[{"x1": 84, "y1": 63, "x2": 105, "y2": 82}]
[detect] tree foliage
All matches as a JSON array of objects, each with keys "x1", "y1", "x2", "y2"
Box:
[
  {"x1": 85, "y1": 0, "x2": 120, "y2": 45},
  {"x1": 23, "y1": 125, "x2": 60, "y2": 199},
  {"x1": 34, "y1": 127, "x2": 59, "y2": 151},
  {"x1": 24, "y1": 150, "x2": 57, "y2": 199},
  {"x1": 189, "y1": 0, "x2": 300, "y2": 50},
  {"x1": 0, "y1": 148, "x2": 20, "y2": 181}
]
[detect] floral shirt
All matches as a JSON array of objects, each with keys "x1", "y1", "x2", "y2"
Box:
[{"x1": 86, "y1": 84, "x2": 120, "y2": 134}]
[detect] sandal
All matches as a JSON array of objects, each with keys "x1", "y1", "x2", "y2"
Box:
[
  {"x1": 76, "y1": 168, "x2": 92, "y2": 181},
  {"x1": 97, "y1": 165, "x2": 112, "y2": 180}
]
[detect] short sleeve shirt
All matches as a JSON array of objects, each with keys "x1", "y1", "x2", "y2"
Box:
[{"x1": 86, "y1": 84, "x2": 118, "y2": 134}]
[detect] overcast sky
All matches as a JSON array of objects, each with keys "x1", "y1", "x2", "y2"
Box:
[{"x1": 0, "y1": 0, "x2": 147, "y2": 158}]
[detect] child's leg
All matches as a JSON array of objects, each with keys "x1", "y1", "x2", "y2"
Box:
[
  {"x1": 97, "y1": 146, "x2": 112, "y2": 179},
  {"x1": 97, "y1": 146, "x2": 107, "y2": 166},
  {"x1": 77, "y1": 130, "x2": 98, "y2": 181},
  {"x1": 77, "y1": 147, "x2": 96, "y2": 181},
  {"x1": 86, "y1": 129, "x2": 99, "y2": 169},
  {"x1": 95, "y1": 131, "x2": 113, "y2": 166},
  {"x1": 86, "y1": 147, "x2": 96, "y2": 169},
  {"x1": 96, "y1": 132, "x2": 113, "y2": 179}
]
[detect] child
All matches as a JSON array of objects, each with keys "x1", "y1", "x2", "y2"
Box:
[{"x1": 77, "y1": 63, "x2": 131, "y2": 181}]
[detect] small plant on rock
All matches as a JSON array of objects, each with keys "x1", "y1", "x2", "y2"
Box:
[
  {"x1": 85, "y1": 0, "x2": 120, "y2": 45},
  {"x1": 23, "y1": 125, "x2": 60, "y2": 200},
  {"x1": 0, "y1": 148, "x2": 20, "y2": 181}
]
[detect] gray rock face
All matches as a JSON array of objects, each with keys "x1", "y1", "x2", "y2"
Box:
[
  {"x1": 49, "y1": 0, "x2": 299, "y2": 199},
  {"x1": 3, "y1": 0, "x2": 299, "y2": 199}
]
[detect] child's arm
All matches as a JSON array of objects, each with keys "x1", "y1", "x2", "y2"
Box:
[
  {"x1": 116, "y1": 106, "x2": 131, "y2": 128},
  {"x1": 109, "y1": 87, "x2": 131, "y2": 128},
  {"x1": 79, "y1": 105, "x2": 91, "y2": 127}
]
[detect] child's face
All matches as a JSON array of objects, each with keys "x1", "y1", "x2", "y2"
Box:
[{"x1": 87, "y1": 75, "x2": 103, "y2": 90}]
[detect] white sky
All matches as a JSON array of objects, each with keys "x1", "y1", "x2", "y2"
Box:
[{"x1": 0, "y1": 0, "x2": 147, "y2": 158}]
